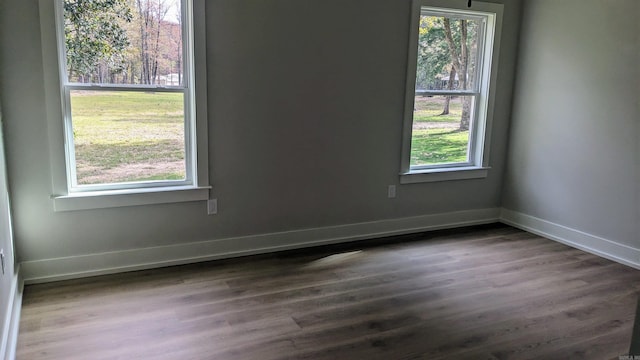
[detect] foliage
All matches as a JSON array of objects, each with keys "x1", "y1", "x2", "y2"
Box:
[
  {"x1": 416, "y1": 14, "x2": 480, "y2": 130},
  {"x1": 416, "y1": 15, "x2": 479, "y2": 91},
  {"x1": 416, "y1": 16, "x2": 449, "y2": 90},
  {"x1": 64, "y1": 0, "x2": 183, "y2": 85},
  {"x1": 135, "y1": 0, "x2": 182, "y2": 84},
  {"x1": 64, "y1": 0, "x2": 133, "y2": 82}
]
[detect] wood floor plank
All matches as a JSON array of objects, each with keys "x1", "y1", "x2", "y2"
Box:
[{"x1": 16, "y1": 224, "x2": 640, "y2": 359}]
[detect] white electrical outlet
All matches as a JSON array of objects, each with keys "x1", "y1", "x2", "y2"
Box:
[
  {"x1": 388, "y1": 185, "x2": 396, "y2": 198},
  {"x1": 207, "y1": 199, "x2": 218, "y2": 215}
]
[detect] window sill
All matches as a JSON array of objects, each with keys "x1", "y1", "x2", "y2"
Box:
[
  {"x1": 52, "y1": 185, "x2": 211, "y2": 212},
  {"x1": 400, "y1": 166, "x2": 490, "y2": 184}
]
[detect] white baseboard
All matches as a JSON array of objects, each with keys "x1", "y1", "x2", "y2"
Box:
[
  {"x1": 21, "y1": 208, "x2": 500, "y2": 284},
  {"x1": 500, "y1": 208, "x2": 640, "y2": 270},
  {"x1": 1, "y1": 265, "x2": 22, "y2": 360}
]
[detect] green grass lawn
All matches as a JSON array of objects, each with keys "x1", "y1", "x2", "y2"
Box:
[
  {"x1": 410, "y1": 96, "x2": 469, "y2": 165},
  {"x1": 70, "y1": 91, "x2": 186, "y2": 185},
  {"x1": 410, "y1": 128, "x2": 469, "y2": 165},
  {"x1": 413, "y1": 95, "x2": 464, "y2": 123}
]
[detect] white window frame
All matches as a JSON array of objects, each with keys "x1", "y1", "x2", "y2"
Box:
[
  {"x1": 39, "y1": 0, "x2": 210, "y2": 211},
  {"x1": 400, "y1": 0, "x2": 502, "y2": 184}
]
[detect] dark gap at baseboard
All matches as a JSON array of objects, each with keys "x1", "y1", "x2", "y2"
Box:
[{"x1": 24, "y1": 222, "x2": 509, "y2": 288}]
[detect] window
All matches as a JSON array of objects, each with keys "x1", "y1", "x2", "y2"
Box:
[
  {"x1": 400, "y1": 0, "x2": 502, "y2": 183},
  {"x1": 40, "y1": 0, "x2": 209, "y2": 210}
]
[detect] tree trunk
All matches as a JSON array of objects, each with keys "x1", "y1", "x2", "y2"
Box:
[
  {"x1": 130, "y1": 61, "x2": 135, "y2": 83},
  {"x1": 459, "y1": 20, "x2": 468, "y2": 90},
  {"x1": 177, "y1": 31, "x2": 182, "y2": 85},
  {"x1": 152, "y1": 4, "x2": 162, "y2": 85},
  {"x1": 460, "y1": 97, "x2": 471, "y2": 130},
  {"x1": 442, "y1": 18, "x2": 471, "y2": 130},
  {"x1": 442, "y1": 19, "x2": 461, "y2": 76},
  {"x1": 440, "y1": 67, "x2": 456, "y2": 115},
  {"x1": 177, "y1": 8, "x2": 182, "y2": 85},
  {"x1": 459, "y1": 19, "x2": 471, "y2": 130},
  {"x1": 137, "y1": 0, "x2": 148, "y2": 84}
]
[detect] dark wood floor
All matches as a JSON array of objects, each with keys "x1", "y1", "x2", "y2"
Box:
[{"x1": 16, "y1": 224, "x2": 640, "y2": 360}]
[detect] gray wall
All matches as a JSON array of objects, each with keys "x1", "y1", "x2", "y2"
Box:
[
  {"x1": 0, "y1": 106, "x2": 18, "y2": 356},
  {"x1": 1, "y1": 0, "x2": 18, "y2": 349},
  {"x1": 503, "y1": 0, "x2": 639, "y2": 248},
  {"x1": 0, "y1": 0, "x2": 521, "y2": 265}
]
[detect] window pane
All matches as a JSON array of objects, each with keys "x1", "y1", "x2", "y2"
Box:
[
  {"x1": 410, "y1": 95, "x2": 475, "y2": 167},
  {"x1": 63, "y1": 0, "x2": 183, "y2": 86},
  {"x1": 70, "y1": 90, "x2": 186, "y2": 185},
  {"x1": 415, "y1": 14, "x2": 481, "y2": 91}
]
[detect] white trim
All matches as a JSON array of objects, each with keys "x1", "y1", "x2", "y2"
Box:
[
  {"x1": 65, "y1": 84, "x2": 185, "y2": 92},
  {"x1": 191, "y1": 0, "x2": 210, "y2": 189},
  {"x1": 1, "y1": 266, "x2": 22, "y2": 360},
  {"x1": 52, "y1": 186, "x2": 211, "y2": 212},
  {"x1": 21, "y1": 208, "x2": 500, "y2": 284},
  {"x1": 415, "y1": 90, "x2": 480, "y2": 96},
  {"x1": 40, "y1": 0, "x2": 68, "y2": 197},
  {"x1": 400, "y1": 166, "x2": 489, "y2": 184},
  {"x1": 500, "y1": 208, "x2": 640, "y2": 270}
]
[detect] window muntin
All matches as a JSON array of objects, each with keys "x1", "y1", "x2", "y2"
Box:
[
  {"x1": 56, "y1": 0, "x2": 194, "y2": 192},
  {"x1": 402, "y1": 2, "x2": 498, "y2": 176}
]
